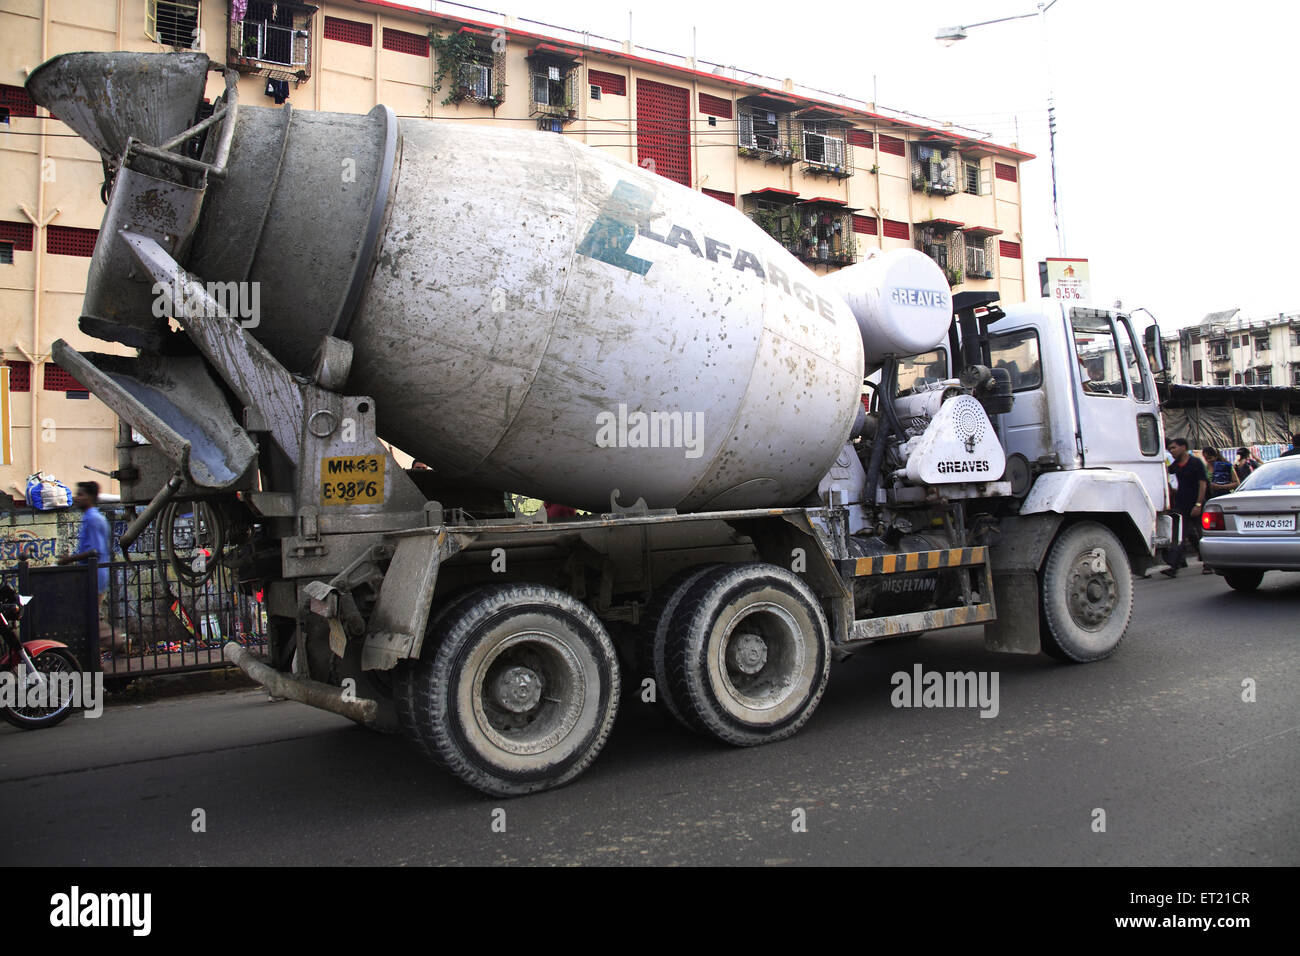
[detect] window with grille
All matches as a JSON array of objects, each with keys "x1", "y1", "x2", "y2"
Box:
[
  {"x1": 882, "y1": 219, "x2": 910, "y2": 240},
  {"x1": 3, "y1": 361, "x2": 30, "y2": 392},
  {"x1": 965, "y1": 161, "x2": 980, "y2": 195},
  {"x1": 0, "y1": 84, "x2": 37, "y2": 119},
  {"x1": 698, "y1": 93, "x2": 732, "y2": 119},
  {"x1": 47, "y1": 225, "x2": 98, "y2": 257},
  {"x1": 382, "y1": 27, "x2": 428, "y2": 56},
  {"x1": 702, "y1": 188, "x2": 735, "y2": 206},
  {"x1": 588, "y1": 69, "x2": 625, "y2": 96},
  {"x1": 531, "y1": 62, "x2": 576, "y2": 113},
  {"x1": 1292, "y1": 364, "x2": 1300, "y2": 385},
  {"x1": 1193, "y1": 359, "x2": 1203, "y2": 382},
  {"x1": 965, "y1": 239, "x2": 990, "y2": 277},
  {"x1": 0, "y1": 243, "x2": 11, "y2": 265},
  {"x1": 0, "y1": 221, "x2": 34, "y2": 252},
  {"x1": 43, "y1": 364, "x2": 87, "y2": 392},
  {"x1": 324, "y1": 16, "x2": 372, "y2": 47},
  {"x1": 738, "y1": 107, "x2": 784, "y2": 151},
  {"x1": 995, "y1": 162, "x2": 1018, "y2": 182},
  {"x1": 802, "y1": 121, "x2": 846, "y2": 168},
  {"x1": 459, "y1": 62, "x2": 493, "y2": 100},
  {"x1": 146, "y1": 0, "x2": 199, "y2": 49},
  {"x1": 237, "y1": 1, "x2": 313, "y2": 66},
  {"x1": 1216, "y1": 373, "x2": 1230, "y2": 386},
  {"x1": 1254, "y1": 336, "x2": 1269, "y2": 351},
  {"x1": 922, "y1": 241, "x2": 948, "y2": 269},
  {"x1": 637, "y1": 79, "x2": 691, "y2": 187},
  {"x1": 852, "y1": 215, "x2": 877, "y2": 235},
  {"x1": 1258, "y1": 368, "x2": 1272, "y2": 386},
  {"x1": 999, "y1": 239, "x2": 1021, "y2": 259},
  {"x1": 878, "y1": 134, "x2": 905, "y2": 156}
]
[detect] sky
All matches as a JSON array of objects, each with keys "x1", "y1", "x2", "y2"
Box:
[{"x1": 423, "y1": 0, "x2": 1299, "y2": 332}]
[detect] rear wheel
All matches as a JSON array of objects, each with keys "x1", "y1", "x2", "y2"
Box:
[
  {"x1": 2, "y1": 647, "x2": 82, "y2": 730},
  {"x1": 1039, "y1": 522, "x2": 1133, "y2": 663},
  {"x1": 399, "y1": 584, "x2": 619, "y2": 796},
  {"x1": 1223, "y1": 570, "x2": 1264, "y2": 592},
  {"x1": 662, "y1": 564, "x2": 831, "y2": 747},
  {"x1": 643, "y1": 564, "x2": 724, "y2": 731}
]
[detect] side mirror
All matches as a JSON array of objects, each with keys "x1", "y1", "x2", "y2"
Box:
[{"x1": 1143, "y1": 324, "x2": 1166, "y2": 374}]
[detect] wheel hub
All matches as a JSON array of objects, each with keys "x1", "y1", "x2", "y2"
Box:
[
  {"x1": 492, "y1": 665, "x2": 544, "y2": 713},
  {"x1": 726, "y1": 631, "x2": 768, "y2": 675},
  {"x1": 1068, "y1": 547, "x2": 1117, "y2": 628}
]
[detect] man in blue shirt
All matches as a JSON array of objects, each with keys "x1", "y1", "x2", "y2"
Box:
[{"x1": 58, "y1": 481, "x2": 122, "y2": 660}]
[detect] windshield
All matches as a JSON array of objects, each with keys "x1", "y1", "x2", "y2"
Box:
[
  {"x1": 1236, "y1": 458, "x2": 1300, "y2": 492},
  {"x1": 895, "y1": 349, "x2": 948, "y2": 397}
]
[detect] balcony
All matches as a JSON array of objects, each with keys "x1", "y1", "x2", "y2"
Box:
[
  {"x1": 798, "y1": 110, "x2": 854, "y2": 180},
  {"x1": 791, "y1": 199, "x2": 857, "y2": 266},
  {"x1": 528, "y1": 46, "x2": 580, "y2": 126},
  {"x1": 738, "y1": 94, "x2": 803, "y2": 166},
  {"x1": 916, "y1": 220, "x2": 963, "y2": 285},
  {"x1": 227, "y1": 0, "x2": 316, "y2": 80},
  {"x1": 911, "y1": 143, "x2": 959, "y2": 196}
]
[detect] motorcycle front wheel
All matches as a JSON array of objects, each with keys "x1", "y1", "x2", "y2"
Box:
[{"x1": 3, "y1": 647, "x2": 83, "y2": 730}]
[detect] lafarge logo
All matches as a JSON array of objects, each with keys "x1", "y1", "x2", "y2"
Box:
[{"x1": 50, "y1": 886, "x2": 151, "y2": 936}]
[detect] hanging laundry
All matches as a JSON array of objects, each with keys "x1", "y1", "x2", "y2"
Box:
[
  {"x1": 232, "y1": 0, "x2": 248, "y2": 20},
  {"x1": 265, "y1": 79, "x2": 290, "y2": 104}
]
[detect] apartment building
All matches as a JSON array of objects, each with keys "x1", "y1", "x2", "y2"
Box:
[
  {"x1": 1, "y1": 0, "x2": 1032, "y2": 493},
  {"x1": 1163, "y1": 309, "x2": 1300, "y2": 389}
]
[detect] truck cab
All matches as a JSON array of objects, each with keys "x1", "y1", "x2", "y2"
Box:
[{"x1": 988, "y1": 299, "x2": 1168, "y2": 513}]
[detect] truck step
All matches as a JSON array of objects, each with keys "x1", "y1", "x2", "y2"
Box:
[{"x1": 836, "y1": 546, "x2": 987, "y2": 577}]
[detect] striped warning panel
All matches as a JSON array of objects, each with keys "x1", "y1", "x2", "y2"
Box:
[{"x1": 839, "y1": 546, "x2": 987, "y2": 577}]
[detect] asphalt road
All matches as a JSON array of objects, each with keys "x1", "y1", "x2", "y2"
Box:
[{"x1": 2, "y1": 564, "x2": 1296, "y2": 866}]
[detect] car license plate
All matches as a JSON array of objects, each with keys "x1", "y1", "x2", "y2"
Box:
[{"x1": 1237, "y1": 514, "x2": 1295, "y2": 532}]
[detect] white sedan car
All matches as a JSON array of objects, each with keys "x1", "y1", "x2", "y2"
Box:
[{"x1": 1199, "y1": 456, "x2": 1300, "y2": 591}]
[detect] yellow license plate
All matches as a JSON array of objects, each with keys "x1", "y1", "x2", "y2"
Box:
[{"x1": 320, "y1": 455, "x2": 385, "y2": 505}]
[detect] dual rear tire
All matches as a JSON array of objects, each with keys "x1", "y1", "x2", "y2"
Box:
[
  {"x1": 647, "y1": 564, "x2": 832, "y2": 747},
  {"x1": 395, "y1": 584, "x2": 619, "y2": 797}
]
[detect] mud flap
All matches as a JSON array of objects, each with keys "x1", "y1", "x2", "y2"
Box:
[
  {"x1": 362, "y1": 531, "x2": 463, "y2": 671},
  {"x1": 984, "y1": 572, "x2": 1041, "y2": 654}
]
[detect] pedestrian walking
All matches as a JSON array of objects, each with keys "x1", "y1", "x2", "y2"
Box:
[
  {"x1": 1281, "y1": 432, "x2": 1300, "y2": 458},
  {"x1": 57, "y1": 480, "x2": 124, "y2": 662},
  {"x1": 1234, "y1": 447, "x2": 1260, "y2": 482},
  {"x1": 1162, "y1": 439, "x2": 1207, "y2": 579}
]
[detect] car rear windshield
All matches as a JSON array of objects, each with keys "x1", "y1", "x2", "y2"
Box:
[{"x1": 1237, "y1": 458, "x2": 1300, "y2": 491}]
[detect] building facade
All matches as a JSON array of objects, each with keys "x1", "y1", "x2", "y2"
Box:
[
  {"x1": 1163, "y1": 309, "x2": 1300, "y2": 389},
  {"x1": 1, "y1": 0, "x2": 1032, "y2": 497}
]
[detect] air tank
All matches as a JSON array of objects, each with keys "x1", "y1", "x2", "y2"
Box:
[{"x1": 28, "y1": 53, "x2": 952, "y2": 513}]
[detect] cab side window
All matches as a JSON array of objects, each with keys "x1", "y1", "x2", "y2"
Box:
[
  {"x1": 989, "y1": 328, "x2": 1041, "y2": 392},
  {"x1": 1070, "y1": 310, "x2": 1126, "y2": 396}
]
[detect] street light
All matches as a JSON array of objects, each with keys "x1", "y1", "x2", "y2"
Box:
[{"x1": 936, "y1": 1, "x2": 1065, "y2": 256}]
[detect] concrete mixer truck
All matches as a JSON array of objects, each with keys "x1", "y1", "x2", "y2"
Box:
[{"x1": 27, "y1": 52, "x2": 1174, "y2": 796}]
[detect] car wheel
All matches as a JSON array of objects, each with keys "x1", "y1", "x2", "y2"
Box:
[{"x1": 1223, "y1": 570, "x2": 1264, "y2": 592}]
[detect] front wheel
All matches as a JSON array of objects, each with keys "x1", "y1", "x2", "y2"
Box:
[
  {"x1": 2, "y1": 647, "x2": 82, "y2": 730},
  {"x1": 399, "y1": 584, "x2": 620, "y2": 796},
  {"x1": 1039, "y1": 522, "x2": 1133, "y2": 663}
]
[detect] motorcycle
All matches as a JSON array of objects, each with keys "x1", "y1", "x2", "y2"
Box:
[{"x1": 0, "y1": 583, "x2": 82, "y2": 730}]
